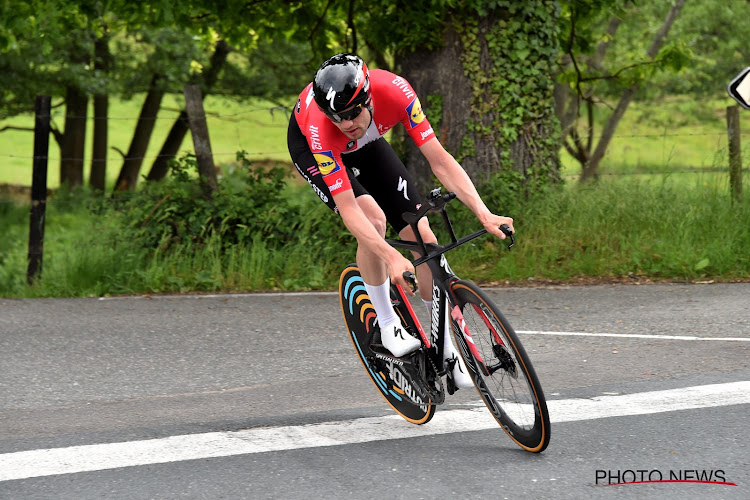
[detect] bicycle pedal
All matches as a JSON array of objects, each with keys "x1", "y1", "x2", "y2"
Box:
[{"x1": 445, "y1": 373, "x2": 458, "y2": 395}]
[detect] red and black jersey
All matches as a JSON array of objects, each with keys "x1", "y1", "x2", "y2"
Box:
[{"x1": 293, "y1": 69, "x2": 435, "y2": 194}]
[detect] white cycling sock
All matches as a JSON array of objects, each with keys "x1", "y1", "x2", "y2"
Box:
[
  {"x1": 364, "y1": 277, "x2": 399, "y2": 327},
  {"x1": 422, "y1": 299, "x2": 433, "y2": 315}
]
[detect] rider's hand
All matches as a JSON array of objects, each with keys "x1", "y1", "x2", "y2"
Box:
[
  {"x1": 387, "y1": 253, "x2": 417, "y2": 296},
  {"x1": 480, "y1": 213, "x2": 515, "y2": 240}
]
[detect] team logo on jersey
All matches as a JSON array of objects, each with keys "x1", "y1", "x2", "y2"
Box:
[
  {"x1": 313, "y1": 151, "x2": 341, "y2": 176},
  {"x1": 346, "y1": 140, "x2": 356, "y2": 150},
  {"x1": 406, "y1": 97, "x2": 426, "y2": 128}
]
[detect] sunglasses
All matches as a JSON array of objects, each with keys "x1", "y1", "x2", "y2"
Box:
[{"x1": 325, "y1": 99, "x2": 370, "y2": 123}]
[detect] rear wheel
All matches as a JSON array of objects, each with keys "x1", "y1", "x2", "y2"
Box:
[
  {"x1": 450, "y1": 280, "x2": 550, "y2": 452},
  {"x1": 339, "y1": 264, "x2": 436, "y2": 424}
]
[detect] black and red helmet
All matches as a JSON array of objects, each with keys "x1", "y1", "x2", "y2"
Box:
[{"x1": 313, "y1": 53, "x2": 371, "y2": 121}]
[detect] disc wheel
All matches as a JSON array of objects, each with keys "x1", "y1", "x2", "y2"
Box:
[{"x1": 339, "y1": 265, "x2": 436, "y2": 424}]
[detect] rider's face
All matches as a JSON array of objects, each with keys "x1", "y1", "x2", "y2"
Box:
[{"x1": 330, "y1": 105, "x2": 371, "y2": 140}]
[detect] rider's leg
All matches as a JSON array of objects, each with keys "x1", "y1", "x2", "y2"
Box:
[
  {"x1": 398, "y1": 217, "x2": 436, "y2": 302},
  {"x1": 357, "y1": 195, "x2": 420, "y2": 357}
]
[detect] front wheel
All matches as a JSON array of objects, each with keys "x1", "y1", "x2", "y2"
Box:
[{"x1": 450, "y1": 280, "x2": 550, "y2": 452}]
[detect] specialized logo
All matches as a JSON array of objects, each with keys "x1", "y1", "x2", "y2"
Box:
[
  {"x1": 313, "y1": 151, "x2": 341, "y2": 176},
  {"x1": 439, "y1": 254, "x2": 453, "y2": 275},
  {"x1": 397, "y1": 177, "x2": 410, "y2": 200},
  {"x1": 406, "y1": 97, "x2": 426, "y2": 128},
  {"x1": 326, "y1": 86, "x2": 337, "y2": 110},
  {"x1": 375, "y1": 352, "x2": 403, "y2": 366},
  {"x1": 430, "y1": 284, "x2": 441, "y2": 346}
]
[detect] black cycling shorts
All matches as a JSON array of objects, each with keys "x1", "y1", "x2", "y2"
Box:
[{"x1": 287, "y1": 112, "x2": 422, "y2": 234}]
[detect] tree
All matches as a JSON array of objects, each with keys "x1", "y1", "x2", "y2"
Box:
[
  {"x1": 554, "y1": 0, "x2": 689, "y2": 181},
  {"x1": 360, "y1": 1, "x2": 562, "y2": 195},
  {"x1": 579, "y1": 0, "x2": 686, "y2": 182}
]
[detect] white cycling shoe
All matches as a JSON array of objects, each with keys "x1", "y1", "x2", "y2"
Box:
[
  {"x1": 444, "y1": 339, "x2": 474, "y2": 389},
  {"x1": 380, "y1": 321, "x2": 421, "y2": 357}
]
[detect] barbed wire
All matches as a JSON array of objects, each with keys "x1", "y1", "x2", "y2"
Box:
[
  {"x1": 0, "y1": 150, "x2": 289, "y2": 165},
  {"x1": 0, "y1": 105, "x2": 293, "y2": 123}
]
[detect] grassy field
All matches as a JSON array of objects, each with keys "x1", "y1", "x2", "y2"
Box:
[
  {"x1": 0, "y1": 94, "x2": 295, "y2": 188},
  {"x1": 1, "y1": 93, "x2": 749, "y2": 188}
]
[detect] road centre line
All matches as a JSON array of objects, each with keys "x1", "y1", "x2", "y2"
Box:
[
  {"x1": 0, "y1": 381, "x2": 748, "y2": 482},
  {"x1": 517, "y1": 330, "x2": 749, "y2": 342}
]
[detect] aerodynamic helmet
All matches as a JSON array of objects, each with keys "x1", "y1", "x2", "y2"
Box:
[{"x1": 312, "y1": 53, "x2": 371, "y2": 122}]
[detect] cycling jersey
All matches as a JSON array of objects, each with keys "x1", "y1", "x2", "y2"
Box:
[{"x1": 293, "y1": 69, "x2": 435, "y2": 195}]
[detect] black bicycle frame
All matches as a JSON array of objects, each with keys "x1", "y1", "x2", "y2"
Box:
[{"x1": 385, "y1": 190, "x2": 489, "y2": 359}]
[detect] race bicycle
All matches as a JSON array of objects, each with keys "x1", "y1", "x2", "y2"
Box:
[{"x1": 338, "y1": 188, "x2": 550, "y2": 453}]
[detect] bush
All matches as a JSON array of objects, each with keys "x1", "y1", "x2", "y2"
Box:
[{"x1": 116, "y1": 152, "x2": 300, "y2": 252}]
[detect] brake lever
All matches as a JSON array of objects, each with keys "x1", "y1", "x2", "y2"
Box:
[
  {"x1": 402, "y1": 271, "x2": 418, "y2": 293},
  {"x1": 499, "y1": 224, "x2": 515, "y2": 250}
]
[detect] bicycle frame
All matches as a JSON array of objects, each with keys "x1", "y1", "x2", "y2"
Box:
[{"x1": 385, "y1": 189, "x2": 506, "y2": 378}]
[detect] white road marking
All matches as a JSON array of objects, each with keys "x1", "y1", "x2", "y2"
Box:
[
  {"x1": 517, "y1": 330, "x2": 750, "y2": 342},
  {"x1": 0, "y1": 381, "x2": 748, "y2": 482}
]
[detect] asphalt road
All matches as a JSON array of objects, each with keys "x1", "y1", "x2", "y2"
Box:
[{"x1": 0, "y1": 282, "x2": 748, "y2": 499}]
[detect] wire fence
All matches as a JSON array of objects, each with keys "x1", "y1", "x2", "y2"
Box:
[{"x1": 1, "y1": 100, "x2": 749, "y2": 191}]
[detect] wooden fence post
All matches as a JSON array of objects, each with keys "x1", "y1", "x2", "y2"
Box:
[
  {"x1": 183, "y1": 84, "x2": 218, "y2": 196},
  {"x1": 27, "y1": 96, "x2": 51, "y2": 285},
  {"x1": 726, "y1": 105, "x2": 742, "y2": 203}
]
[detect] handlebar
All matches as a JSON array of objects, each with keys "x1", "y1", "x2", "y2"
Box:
[
  {"x1": 401, "y1": 188, "x2": 456, "y2": 227},
  {"x1": 389, "y1": 189, "x2": 515, "y2": 287},
  {"x1": 499, "y1": 223, "x2": 515, "y2": 249}
]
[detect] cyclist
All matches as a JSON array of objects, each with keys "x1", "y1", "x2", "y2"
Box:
[{"x1": 287, "y1": 53, "x2": 514, "y2": 388}]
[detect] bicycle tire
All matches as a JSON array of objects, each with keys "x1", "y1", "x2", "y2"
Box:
[
  {"x1": 339, "y1": 264, "x2": 436, "y2": 424},
  {"x1": 450, "y1": 280, "x2": 550, "y2": 452}
]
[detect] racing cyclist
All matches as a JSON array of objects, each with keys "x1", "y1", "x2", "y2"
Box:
[{"x1": 287, "y1": 53, "x2": 514, "y2": 388}]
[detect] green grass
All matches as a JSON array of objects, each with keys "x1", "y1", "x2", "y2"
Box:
[
  {"x1": 454, "y1": 176, "x2": 749, "y2": 284},
  {"x1": 1, "y1": 174, "x2": 747, "y2": 298},
  {"x1": 2, "y1": 92, "x2": 749, "y2": 188},
  {"x1": 560, "y1": 94, "x2": 750, "y2": 177},
  {"x1": 0, "y1": 94, "x2": 294, "y2": 188}
]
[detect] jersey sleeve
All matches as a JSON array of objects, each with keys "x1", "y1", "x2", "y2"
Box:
[{"x1": 383, "y1": 73, "x2": 435, "y2": 147}]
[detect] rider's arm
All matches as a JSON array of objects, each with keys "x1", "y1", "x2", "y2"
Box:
[
  {"x1": 332, "y1": 189, "x2": 415, "y2": 290},
  {"x1": 419, "y1": 137, "x2": 514, "y2": 239}
]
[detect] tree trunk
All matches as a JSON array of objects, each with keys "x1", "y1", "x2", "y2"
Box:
[
  {"x1": 114, "y1": 74, "x2": 165, "y2": 191},
  {"x1": 90, "y1": 35, "x2": 111, "y2": 192},
  {"x1": 146, "y1": 111, "x2": 189, "y2": 181},
  {"x1": 580, "y1": 0, "x2": 686, "y2": 182},
  {"x1": 396, "y1": 14, "x2": 561, "y2": 196},
  {"x1": 59, "y1": 85, "x2": 88, "y2": 187},
  {"x1": 146, "y1": 40, "x2": 231, "y2": 182},
  {"x1": 394, "y1": 28, "x2": 472, "y2": 192},
  {"x1": 555, "y1": 16, "x2": 624, "y2": 141}
]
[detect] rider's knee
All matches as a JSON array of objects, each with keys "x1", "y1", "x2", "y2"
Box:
[
  {"x1": 401, "y1": 218, "x2": 437, "y2": 244},
  {"x1": 369, "y1": 213, "x2": 387, "y2": 237}
]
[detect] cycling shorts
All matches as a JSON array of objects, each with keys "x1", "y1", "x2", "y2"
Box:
[{"x1": 287, "y1": 112, "x2": 422, "y2": 234}]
